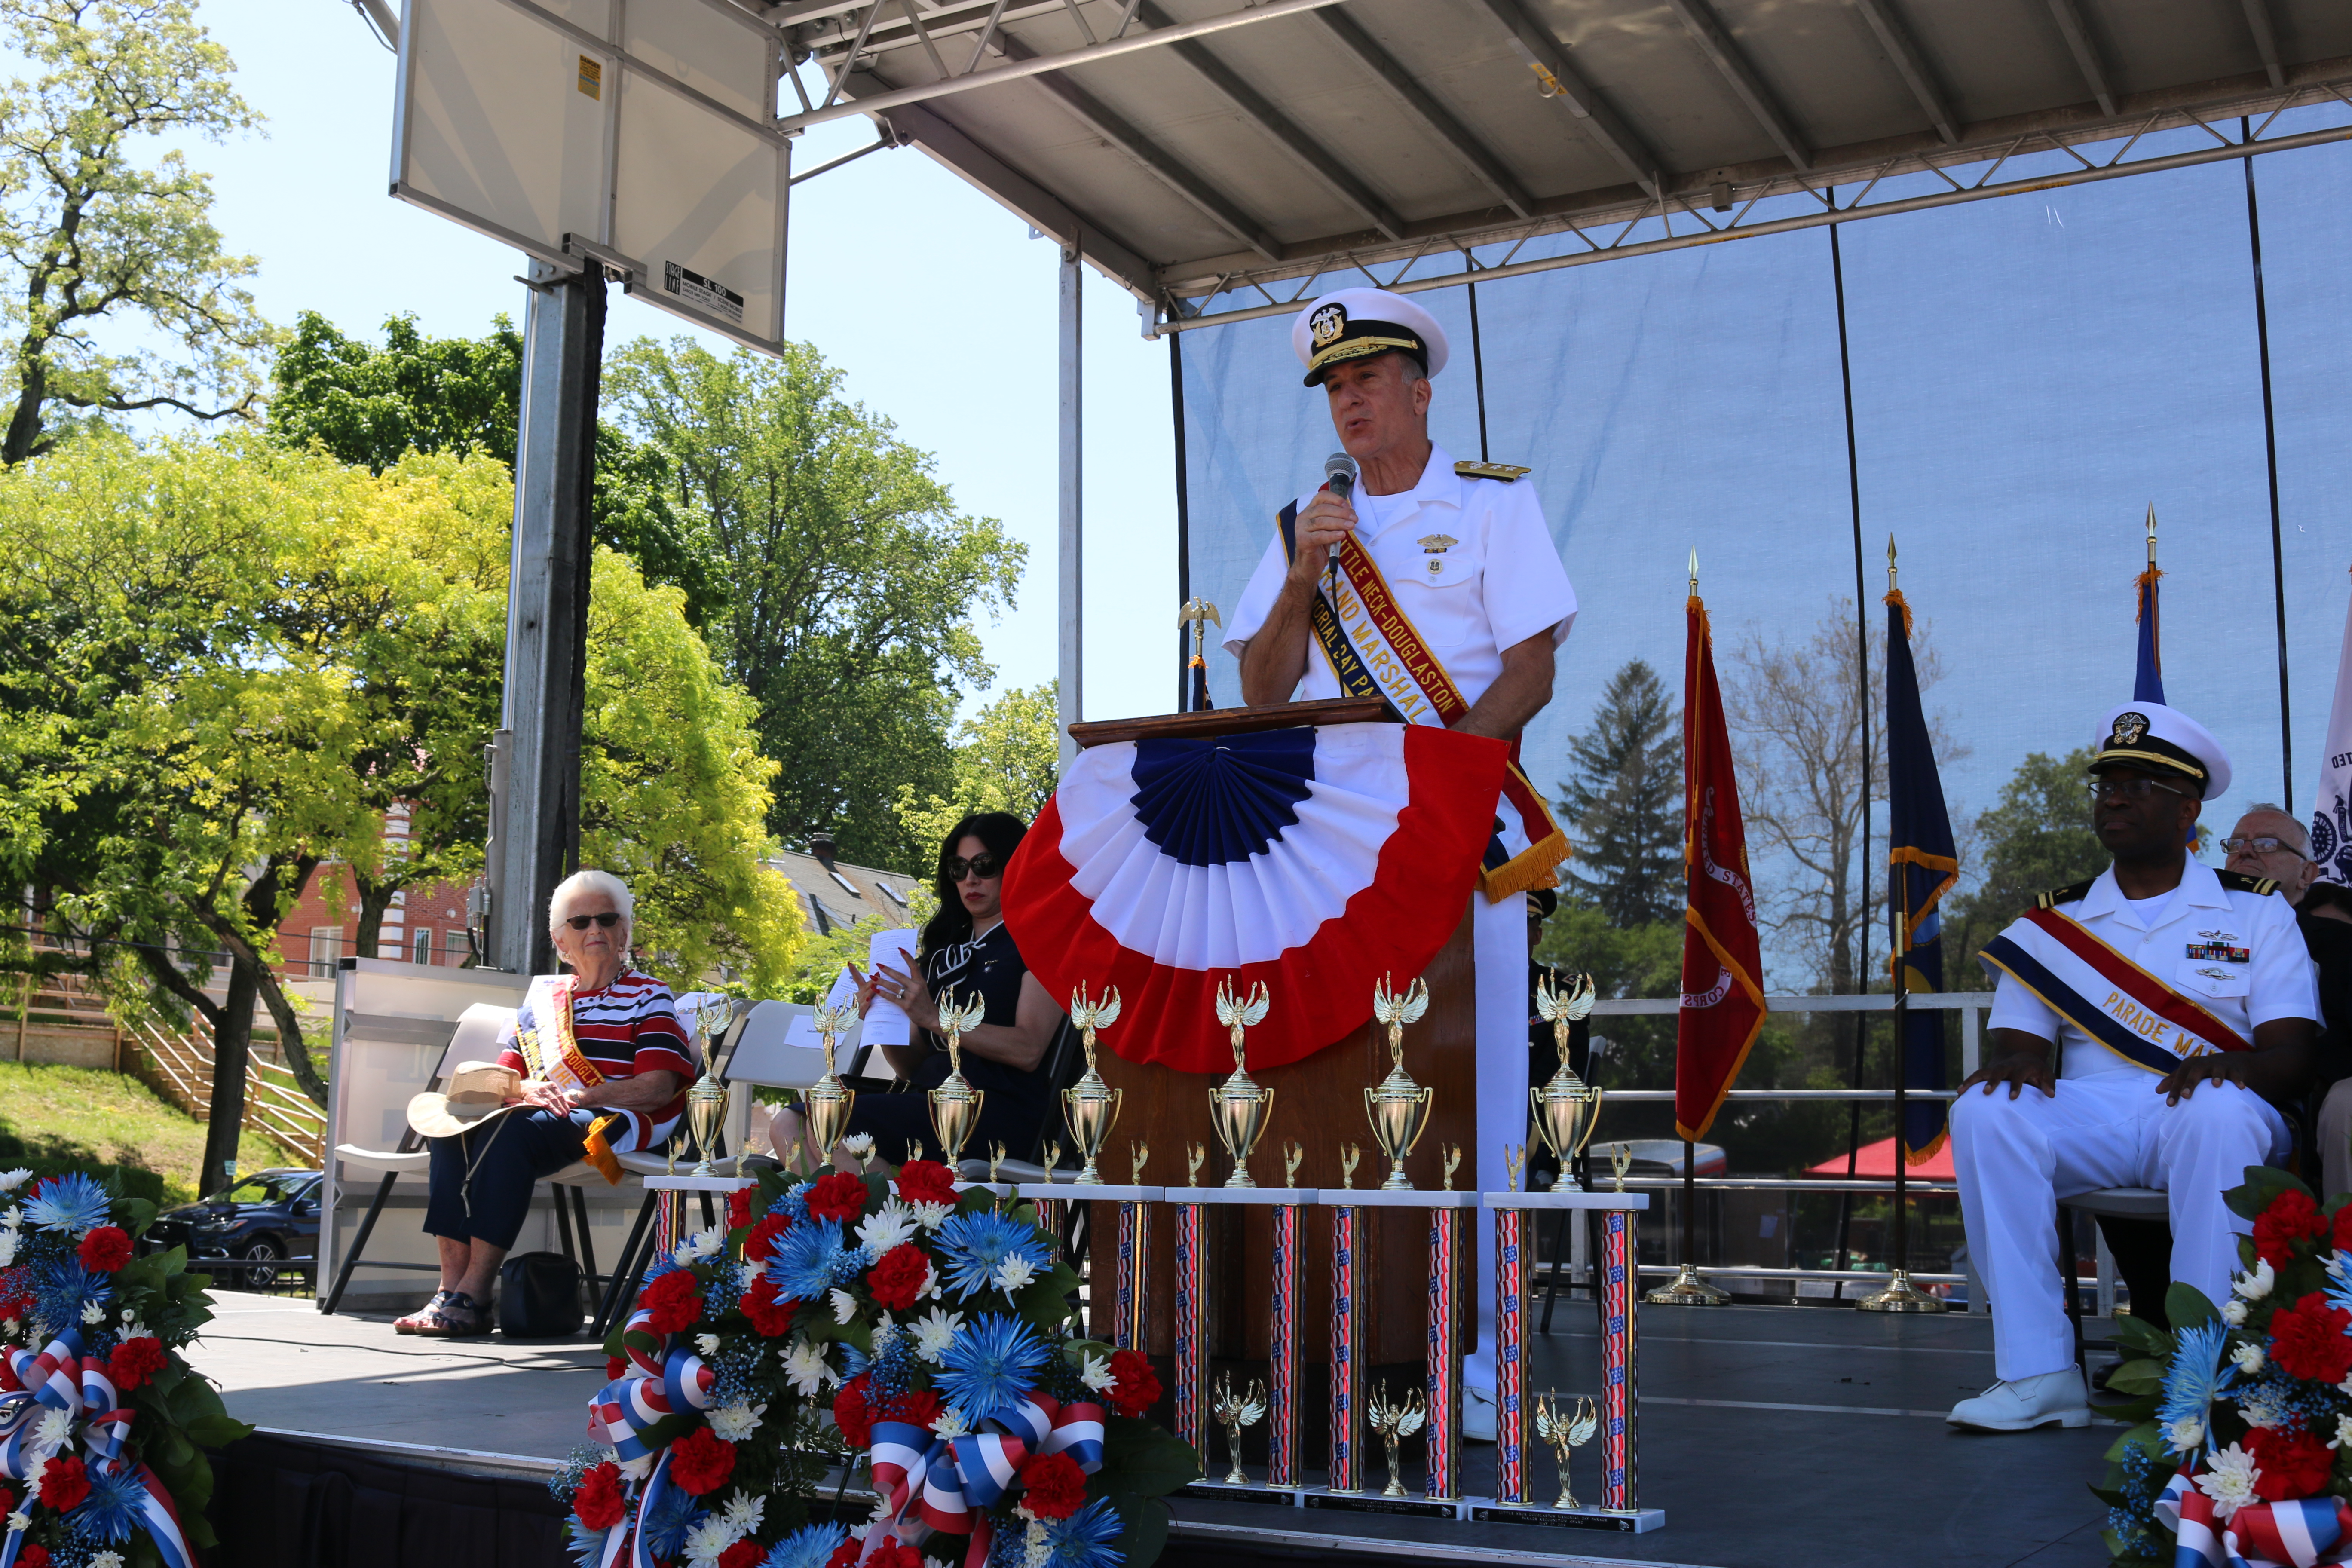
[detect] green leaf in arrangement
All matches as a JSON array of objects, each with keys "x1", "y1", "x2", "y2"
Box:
[{"x1": 2165, "y1": 1283, "x2": 2222, "y2": 1332}]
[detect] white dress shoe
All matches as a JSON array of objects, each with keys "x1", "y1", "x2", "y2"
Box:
[
  {"x1": 1945, "y1": 1368, "x2": 2091, "y2": 1431},
  {"x1": 1463, "y1": 1384, "x2": 1498, "y2": 1443}
]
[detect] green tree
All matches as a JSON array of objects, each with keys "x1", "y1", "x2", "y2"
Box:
[
  {"x1": 1945, "y1": 746, "x2": 2107, "y2": 987},
  {"x1": 603, "y1": 336, "x2": 1025, "y2": 873},
  {"x1": 1556, "y1": 659, "x2": 1682, "y2": 927},
  {"x1": 894, "y1": 681, "x2": 1061, "y2": 856},
  {"x1": 265, "y1": 310, "x2": 715, "y2": 618},
  {"x1": 0, "y1": 0, "x2": 272, "y2": 462}
]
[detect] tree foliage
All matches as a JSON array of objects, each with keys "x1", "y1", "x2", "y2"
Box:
[
  {"x1": 0, "y1": 0, "x2": 271, "y2": 462},
  {"x1": 603, "y1": 336, "x2": 1025, "y2": 872},
  {"x1": 1944, "y1": 746, "x2": 2107, "y2": 988},
  {"x1": 1556, "y1": 658, "x2": 1682, "y2": 927},
  {"x1": 894, "y1": 681, "x2": 1061, "y2": 857}
]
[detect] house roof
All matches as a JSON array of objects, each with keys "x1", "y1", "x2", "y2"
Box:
[{"x1": 765, "y1": 850, "x2": 924, "y2": 936}]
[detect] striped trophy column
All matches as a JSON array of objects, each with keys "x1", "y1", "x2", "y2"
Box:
[
  {"x1": 1424, "y1": 1205, "x2": 1464, "y2": 1501},
  {"x1": 1493, "y1": 1206, "x2": 1529, "y2": 1503},
  {"x1": 1268, "y1": 1199, "x2": 1305, "y2": 1487},
  {"x1": 1116, "y1": 1198, "x2": 1153, "y2": 1353},
  {"x1": 1601, "y1": 1208, "x2": 1638, "y2": 1511},
  {"x1": 1172, "y1": 1200, "x2": 1211, "y2": 1455},
  {"x1": 1029, "y1": 1193, "x2": 1060, "y2": 1264},
  {"x1": 1328, "y1": 1201, "x2": 1366, "y2": 1493}
]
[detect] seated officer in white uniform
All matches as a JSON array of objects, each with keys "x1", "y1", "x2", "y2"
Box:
[
  {"x1": 1223, "y1": 286, "x2": 1577, "y2": 1439},
  {"x1": 1948, "y1": 702, "x2": 2319, "y2": 1432}
]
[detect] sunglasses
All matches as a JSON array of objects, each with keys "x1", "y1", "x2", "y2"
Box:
[
  {"x1": 563, "y1": 912, "x2": 623, "y2": 930},
  {"x1": 2085, "y1": 777, "x2": 2190, "y2": 803},
  {"x1": 944, "y1": 854, "x2": 1002, "y2": 882}
]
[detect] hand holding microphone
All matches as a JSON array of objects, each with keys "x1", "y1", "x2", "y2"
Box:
[{"x1": 1292, "y1": 450, "x2": 1359, "y2": 591}]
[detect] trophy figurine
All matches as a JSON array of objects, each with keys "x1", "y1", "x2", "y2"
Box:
[
  {"x1": 1207, "y1": 978, "x2": 1274, "y2": 1187},
  {"x1": 1534, "y1": 1392, "x2": 1599, "y2": 1510},
  {"x1": 1531, "y1": 972, "x2": 1603, "y2": 1190},
  {"x1": 1062, "y1": 983, "x2": 1124, "y2": 1182},
  {"x1": 1212, "y1": 1372, "x2": 1267, "y2": 1485},
  {"x1": 802, "y1": 996, "x2": 859, "y2": 1166},
  {"x1": 1611, "y1": 1145, "x2": 1634, "y2": 1191},
  {"x1": 1505, "y1": 1144, "x2": 1527, "y2": 1195},
  {"x1": 1366, "y1": 1383, "x2": 1426, "y2": 1498},
  {"x1": 685, "y1": 1001, "x2": 731, "y2": 1176},
  {"x1": 925, "y1": 990, "x2": 989, "y2": 1165},
  {"x1": 1338, "y1": 1144, "x2": 1361, "y2": 1190},
  {"x1": 1186, "y1": 1143, "x2": 1207, "y2": 1186},
  {"x1": 1363, "y1": 975, "x2": 1433, "y2": 1191},
  {"x1": 1282, "y1": 1141, "x2": 1304, "y2": 1188}
]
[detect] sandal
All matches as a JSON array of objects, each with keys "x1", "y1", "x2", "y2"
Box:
[
  {"x1": 394, "y1": 1289, "x2": 454, "y2": 1335},
  {"x1": 411, "y1": 1290, "x2": 490, "y2": 1338}
]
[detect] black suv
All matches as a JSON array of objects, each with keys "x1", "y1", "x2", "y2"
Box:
[{"x1": 142, "y1": 1168, "x2": 322, "y2": 1290}]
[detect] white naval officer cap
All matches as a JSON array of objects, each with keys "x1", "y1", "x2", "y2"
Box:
[
  {"x1": 2091, "y1": 701, "x2": 2233, "y2": 799},
  {"x1": 1292, "y1": 287, "x2": 1449, "y2": 386}
]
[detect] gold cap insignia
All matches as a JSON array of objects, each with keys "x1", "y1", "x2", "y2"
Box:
[
  {"x1": 2110, "y1": 711, "x2": 2149, "y2": 747},
  {"x1": 1418, "y1": 533, "x2": 1457, "y2": 552},
  {"x1": 1309, "y1": 303, "x2": 1347, "y2": 349}
]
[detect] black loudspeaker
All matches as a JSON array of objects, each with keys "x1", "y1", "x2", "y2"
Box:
[{"x1": 498, "y1": 1250, "x2": 583, "y2": 1338}]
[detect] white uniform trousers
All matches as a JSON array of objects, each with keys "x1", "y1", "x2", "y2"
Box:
[
  {"x1": 1466, "y1": 890, "x2": 1528, "y2": 1408},
  {"x1": 1950, "y1": 1071, "x2": 2284, "y2": 1382}
]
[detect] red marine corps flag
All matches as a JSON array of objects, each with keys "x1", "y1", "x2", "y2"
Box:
[{"x1": 1676, "y1": 557, "x2": 1767, "y2": 1142}]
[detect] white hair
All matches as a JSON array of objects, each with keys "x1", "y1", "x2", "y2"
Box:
[
  {"x1": 549, "y1": 868, "x2": 635, "y2": 940},
  {"x1": 2242, "y1": 803, "x2": 2312, "y2": 856}
]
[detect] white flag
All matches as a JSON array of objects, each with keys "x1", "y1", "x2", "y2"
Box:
[{"x1": 2312, "y1": 591, "x2": 2352, "y2": 887}]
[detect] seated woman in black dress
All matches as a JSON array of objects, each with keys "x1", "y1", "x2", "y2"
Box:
[{"x1": 775, "y1": 812, "x2": 1066, "y2": 1167}]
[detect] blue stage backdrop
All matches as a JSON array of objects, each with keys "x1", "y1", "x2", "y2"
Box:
[{"x1": 1175, "y1": 105, "x2": 2352, "y2": 984}]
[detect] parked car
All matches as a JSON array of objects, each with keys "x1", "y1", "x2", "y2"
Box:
[{"x1": 142, "y1": 1168, "x2": 322, "y2": 1290}]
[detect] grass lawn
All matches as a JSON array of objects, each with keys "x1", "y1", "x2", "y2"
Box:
[{"x1": 0, "y1": 1061, "x2": 306, "y2": 1207}]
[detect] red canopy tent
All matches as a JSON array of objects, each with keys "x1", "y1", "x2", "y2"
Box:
[{"x1": 1806, "y1": 1135, "x2": 1954, "y2": 1182}]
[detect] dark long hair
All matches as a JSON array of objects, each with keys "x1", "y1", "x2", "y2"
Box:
[{"x1": 917, "y1": 811, "x2": 1028, "y2": 969}]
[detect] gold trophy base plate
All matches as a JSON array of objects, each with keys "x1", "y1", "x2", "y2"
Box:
[
  {"x1": 1855, "y1": 1268, "x2": 1948, "y2": 1313},
  {"x1": 1643, "y1": 1263, "x2": 1731, "y2": 1306}
]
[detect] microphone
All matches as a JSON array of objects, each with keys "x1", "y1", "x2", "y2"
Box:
[{"x1": 1321, "y1": 453, "x2": 1358, "y2": 590}]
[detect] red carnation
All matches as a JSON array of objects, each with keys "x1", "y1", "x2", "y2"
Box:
[
  {"x1": 867, "y1": 1538, "x2": 925, "y2": 1568},
  {"x1": 2255, "y1": 1190, "x2": 2329, "y2": 1267},
  {"x1": 826, "y1": 1539, "x2": 864, "y2": 1568},
  {"x1": 107, "y1": 1335, "x2": 167, "y2": 1391},
  {"x1": 2334, "y1": 1202, "x2": 2352, "y2": 1256},
  {"x1": 2250, "y1": 1423, "x2": 2337, "y2": 1501},
  {"x1": 17, "y1": 1545, "x2": 47, "y2": 1568},
  {"x1": 38, "y1": 1453, "x2": 89, "y2": 1512},
  {"x1": 743, "y1": 1277, "x2": 797, "y2": 1338},
  {"x1": 744, "y1": 1215, "x2": 792, "y2": 1263},
  {"x1": 1020, "y1": 1451, "x2": 1088, "y2": 1519},
  {"x1": 606, "y1": 1355, "x2": 627, "y2": 1381},
  {"x1": 573, "y1": 1461, "x2": 628, "y2": 1531},
  {"x1": 667, "y1": 1425, "x2": 737, "y2": 1495},
  {"x1": 880, "y1": 1387, "x2": 943, "y2": 1431},
  {"x1": 2269, "y1": 1292, "x2": 2352, "y2": 1384},
  {"x1": 727, "y1": 1188, "x2": 753, "y2": 1230},
  {"x1": 895, "y1": 1160, "x2": 958, "y2": 1207},
  {"x1": 77, "y1": 1225, "x2": 131, "y2": 1274},
  {"x1": 719, "y1": 1542, "x2": 765, "y2": 1568},
  {"x1": 639, "y1": 1268, "x2": 703, "y2": 1335},
  {"x1": 868, "y1": 1244, "x2": 931, "y2": 1312},
  {"x1": 808, "y1": 1173, "x2": 870, "y2": 1226},
  {"x1": 1106, "y1": 1348, "x2": 1161, "y2": 1418},
  {"x1": 834, "y1": 1375, "x2": 876, "y2": 1449}
]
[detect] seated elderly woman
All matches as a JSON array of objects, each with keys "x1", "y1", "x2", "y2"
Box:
[
  {"x1": 393, "y1": 869, "x2": 690, "y2": 1337},
  {"x1": 774, "y1": 812, "x2": 1065, "y2": 1167}
]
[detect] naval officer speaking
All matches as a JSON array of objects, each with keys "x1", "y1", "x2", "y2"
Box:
[{"x1": 1224, "y1": 286, "x2": 1578, "y2": 1440}]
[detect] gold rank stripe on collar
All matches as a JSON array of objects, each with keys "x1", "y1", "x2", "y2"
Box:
[{"x1": 1454, "y1": 460, "x2": 1530, "y2": 482}]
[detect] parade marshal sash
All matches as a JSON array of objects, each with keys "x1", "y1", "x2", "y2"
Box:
[
  {"x1": 1279, "y1": 499, "x2": 1567, "y2": 900},
  {"x1": 1977, "y1": 905, "x2": 2253, "y2": 1075},
  {"x1": 516, "y1": 974, "x2": 626, "y2": 1183}
]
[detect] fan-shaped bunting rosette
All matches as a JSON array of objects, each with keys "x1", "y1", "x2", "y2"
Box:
[{"x1": 1003, "y1": 722, "x2": 1508, "y2": 1073}]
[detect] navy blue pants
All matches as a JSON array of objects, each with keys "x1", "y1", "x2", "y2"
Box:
[{"x1": 423, "y1": 1109, "x2": 587, "y2": 1252}]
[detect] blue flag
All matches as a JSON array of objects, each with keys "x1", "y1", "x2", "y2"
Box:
[
  {"x1": 2135, "y1": 562, "x2": 2164, "y2": 703},
  {"x1": 1886, "y1": 589, "x2": 1957, "y2": 1165}
]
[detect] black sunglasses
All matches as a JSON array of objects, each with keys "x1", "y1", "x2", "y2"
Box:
[
  {"x1": 2085, "y1": 777, "x2": 2190, "y2": 803},
  {"x1": 563, "y1": 912, "x2": 623, "y2": 930},
  {"x1": 944, "y1": 854, "x2": 1002, "y2": 882}
]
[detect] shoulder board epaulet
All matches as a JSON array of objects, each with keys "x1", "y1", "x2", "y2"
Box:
[
  {"x1": 1455, "y1": 460, "x2": 1530, "y2": 482},
  {"x1": 2033, "y1": 878, "x2": 2097, "y2": 910},
  {"x1": 2216, "y1": 868, "x2": 2281, "y2": 897}
]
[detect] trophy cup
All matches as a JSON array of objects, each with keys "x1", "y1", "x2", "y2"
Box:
[
  {"x1": 1367, "y1": 1384, "x2": 1426, "y2": 1499},
  {"x1": 1535, "y1": 1393, "x2": 1599, "y2": 1510},
  {"x1": 1363, "y1": 975, "x2": 1432, "y2": 1191},
  {"x1": 1062, "y1": 984, "x2": 1124, "y2": 1183},
  {"x1": 1213, "y1": 1372, "x2": 1267, "y2": 1486},
  {"x1": 802, "y1": 997, "x2": 859, "y2": 1166},
  {"x1": 686, "y1": 1001, "x2": 731, "y2": 1176},
  {"x1": 1531, "y1": 972, "x2": 1603, "y2": 1190},
  {"x1": 925, "y1": 990, "x2": 989, "y2": 1166},
  {"x1": 1207, "y1": 978, "x2": 1274, "y2": 1187}
]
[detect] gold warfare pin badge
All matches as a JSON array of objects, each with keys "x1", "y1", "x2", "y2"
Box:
[
  {"x1": 1309, "y1": 303, "x2": 1347, "y2": 349},
  {"x1": 2111, "y1": 711, "x2": 2149, "y2": 747}
]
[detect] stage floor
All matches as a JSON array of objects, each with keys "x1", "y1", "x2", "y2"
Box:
[{"x1": 189, "y1": 1293, "x2": 2119, "y2": 1568}]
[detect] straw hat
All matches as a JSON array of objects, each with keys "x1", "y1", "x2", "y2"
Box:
[{"x1": 406, "y1": 1061, "x2": 526, "y2": 1139}]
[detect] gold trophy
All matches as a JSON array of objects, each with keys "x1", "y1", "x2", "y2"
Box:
[
  {"x1": 1534, "y1": 1392, "x2": 1598, "y2": 1510},
  {"x1": 1207, "y1": 978, "x2": 1274, "y2": 1188},
  {"x1": 925, "y1": 990, "x2": 988, "y2": 1166},
  {"x1": 1531, "y1": 972, "x2": 1603, "y2": 1191},
  {"x1": 1363, "y1": 974, "x2": 1433, "y2": 1191},
  {"x1": 802, "y1": 997, "x2": 859, "y2": 1166},
  {"x1": 1212, "y1": 1372, "x2": 1267, "y2": 1485},
  {"x1": 1062, "y1": 984, "x2": 1124, "y2": 1183},
  {"x1": 686, "y1": 1001, "x2": 731, "y2": 1176},
  {"x1": 1367, "y1": 1383, "x2": 1426, "y2": 1498}
]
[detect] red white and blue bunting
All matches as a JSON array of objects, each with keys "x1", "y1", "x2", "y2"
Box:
[{"x1": 0, "y1": 1328, "x2": 195, "y2": 1568}]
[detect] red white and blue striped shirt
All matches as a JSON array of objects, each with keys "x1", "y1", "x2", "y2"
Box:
[{"x1": 496, "y1": 970, "x2": 694, "y2": 1148}]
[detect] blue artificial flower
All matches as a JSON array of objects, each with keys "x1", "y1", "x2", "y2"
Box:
[
  {"x1": 640, "y1": 1479, "x2": 706, "y2": 1561},
  {"x1": 1035, "y1": 1498, "x2": 1125, "y2": 1568},
  {"x1": 22, "y1": 1173, "x2": 111, "y2": 1236},
  {"x1": 936, "y1": 1313, "x2": 1048, "y2": 1425},
  {"x1": 65, "y1": 1462, "x2": 149, "y2": 1546},
  {"x1": 770, "y1": 1183, "x2": 812, "y2": 1224},
  {"x1": 31, "y1": 1250, "x2": 108, "y2": 1338},
  {"x1": 765, "y1": 1522, "x2": 850, "y2": 1568},
  {"x1": 2157, "y1": 1319, "x2": 2239, "y2": 1455},
  {"x1": 933, "y1": 1212, "x2": 1050, "y2": 1301},
  {"x1": 566, "y1": 1515, "x2": 609, "y2": 1568},
  {"x1": 767, "y1": 1220, "x2": 868, "y2": 1302}
]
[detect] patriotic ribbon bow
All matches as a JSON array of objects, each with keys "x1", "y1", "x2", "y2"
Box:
[
  {"x1": 865, "y1": 1391, "x2": 1106, "y2": 1568},
  {"x1": 2162, "y1": 1467, "x2": 2352, "y2": 1568},
  {"x1": 0, "y1": 1329, "x2": 195, "y2": 1568},
  {"x1": 582, "y1": 1312, "x2": 719, "y2": 1568}
]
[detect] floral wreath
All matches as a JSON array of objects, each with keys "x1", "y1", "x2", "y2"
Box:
[{"x1": 553, "y1": 1147, "x2": 1194, "y2": 1568}]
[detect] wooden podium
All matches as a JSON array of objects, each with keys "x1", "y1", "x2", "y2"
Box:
[{"x1": 1063, "y1": 700, "x2": 1481, "y2": 1369}]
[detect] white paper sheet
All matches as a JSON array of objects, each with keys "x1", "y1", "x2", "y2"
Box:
[{"x1": 860, "y1": 928, "x2": 920, "y2": 1047}]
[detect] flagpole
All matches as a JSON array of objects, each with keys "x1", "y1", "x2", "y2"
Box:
[{"x1": 1860, "y1": 537, "x2": 1943, "y2": 1314}]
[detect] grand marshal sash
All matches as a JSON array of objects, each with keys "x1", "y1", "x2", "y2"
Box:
[
  {"x1": 1977, "y1": 905, "x2": 2253, "y2": 1075},
  {"x1": 514, "y1": 974, "x2": 626, "y2": 1183},
  {"x1": 1279, "y1": 500, "x2": 1567, "y2": 900}
]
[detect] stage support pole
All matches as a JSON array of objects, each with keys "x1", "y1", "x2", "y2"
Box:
[{"x1": 1057, "y1": 242, "x2": 1083, "y2": 769}]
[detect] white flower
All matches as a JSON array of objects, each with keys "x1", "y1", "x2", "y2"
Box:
[
  {"x1": 695, "y1": 1334, "x2": 721, "y2": 1358},
  {"x1": 994, "y1": 1256, "x2": 1036, "y2": 1295},
  {"x1": 5, "y1": 1511, "x2": 26, "y2": 1534},
  {"x1": 858, "y1": 1200, "x2": 920, "y2": 1256},
  {"x1": 2165, "y1": 1416, "x2": 2206, "y2": 1454},
  {"x1": 2239, "y1": 1390, "x2": 2286, "y2": 1431},
  {"x1": 842, "y1": 1133, "x2": 875, "y2": 1157},
  {"x1": 868, "y1": 1495, "x2": 896, "y2": 1523},
  {"x1": 708, "y1": 1403, "x2": 767, "y2": 1442},
  {"x1": 1078, "y1": 1353, "x2": 1115, "y2": 1394},
  {"x1": 0, "y1": 1232, "x2": 17, "y2": 1268},
  {"x1": 2236, "y1": 1259, "x2": 2276, "y2": 1301},
  {"x1": 2196, "y1": 1443, "x2": 2263, "y2": 1521},
  {"x1": 2233, "y1": 1342, "x2": 2268, "y2": 1377},
  {"x1": 721, "y1": 1491, "x2": 766, "y2": 1535},
  {"x1": 0, "y1": 1169, "x2": 28, "y2": 1193},
  {"x1": 741, "y1": 1262, "x2": 764, "y2": 1295},
  {"x1": 912, "y1": 1306, "x2": 964, "y2": 1363},
  {"x1": 871, "y1": 1315, "x2": 901, "y2": 1353},
  {"x1": 618, "y1": 1451, "x2": 655, "y2": 1480},
  {"x1": 1022, "y1": 1517, "x2": 1050, "y2": 1568},
  {"x1": 912, "y1": 1200, "x2": 954, "y2": 1231},
  {"x1": 933, "y1": 1405, "x2": 973, "y2": 1439},
  {"x1": 676, "y1": 1228, "x2": 726, "y2": 1267},
  {"x1": 783, "y1": 1338, "x2": 838, "y2": 1396},
  {"x1": 90, "y1": 1554, "x2": 124, "y2": 1568},
  {"x1": 21, "y1": 1457, "x2": 46, "y2": 1496},
  {"x1": 682, "y1": 1513, "x2": 739, "y2": 1565},
  {"x1": 33, "y1": 1408, "x2": 72, "y2": 1457},
  {"x1": 81, "y1": 1299, "x2": 107, "y2": 1326},
  {"x1": 830, "y1": 1289, "x2": 859, "y2": 1324},
  {"x1": 2223, "y1": 1298, "x2": 2249, "y2": 1326},
  {"x1": 2337, "y1": 1414, "x2": 2352, "y2": 1449}
]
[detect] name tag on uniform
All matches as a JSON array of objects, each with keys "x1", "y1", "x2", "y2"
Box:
[{"x1": 2185, "y1": 941, "x2": 2250, "y2": 964}]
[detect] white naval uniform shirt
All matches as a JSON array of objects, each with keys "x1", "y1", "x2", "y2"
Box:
[
  {"x1": 1222, "y1": 443, "x2": 1578, "y2": 707},
  {"x1": 1986, "y1": 860, "x2": 2318, "y2": 1078}
]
